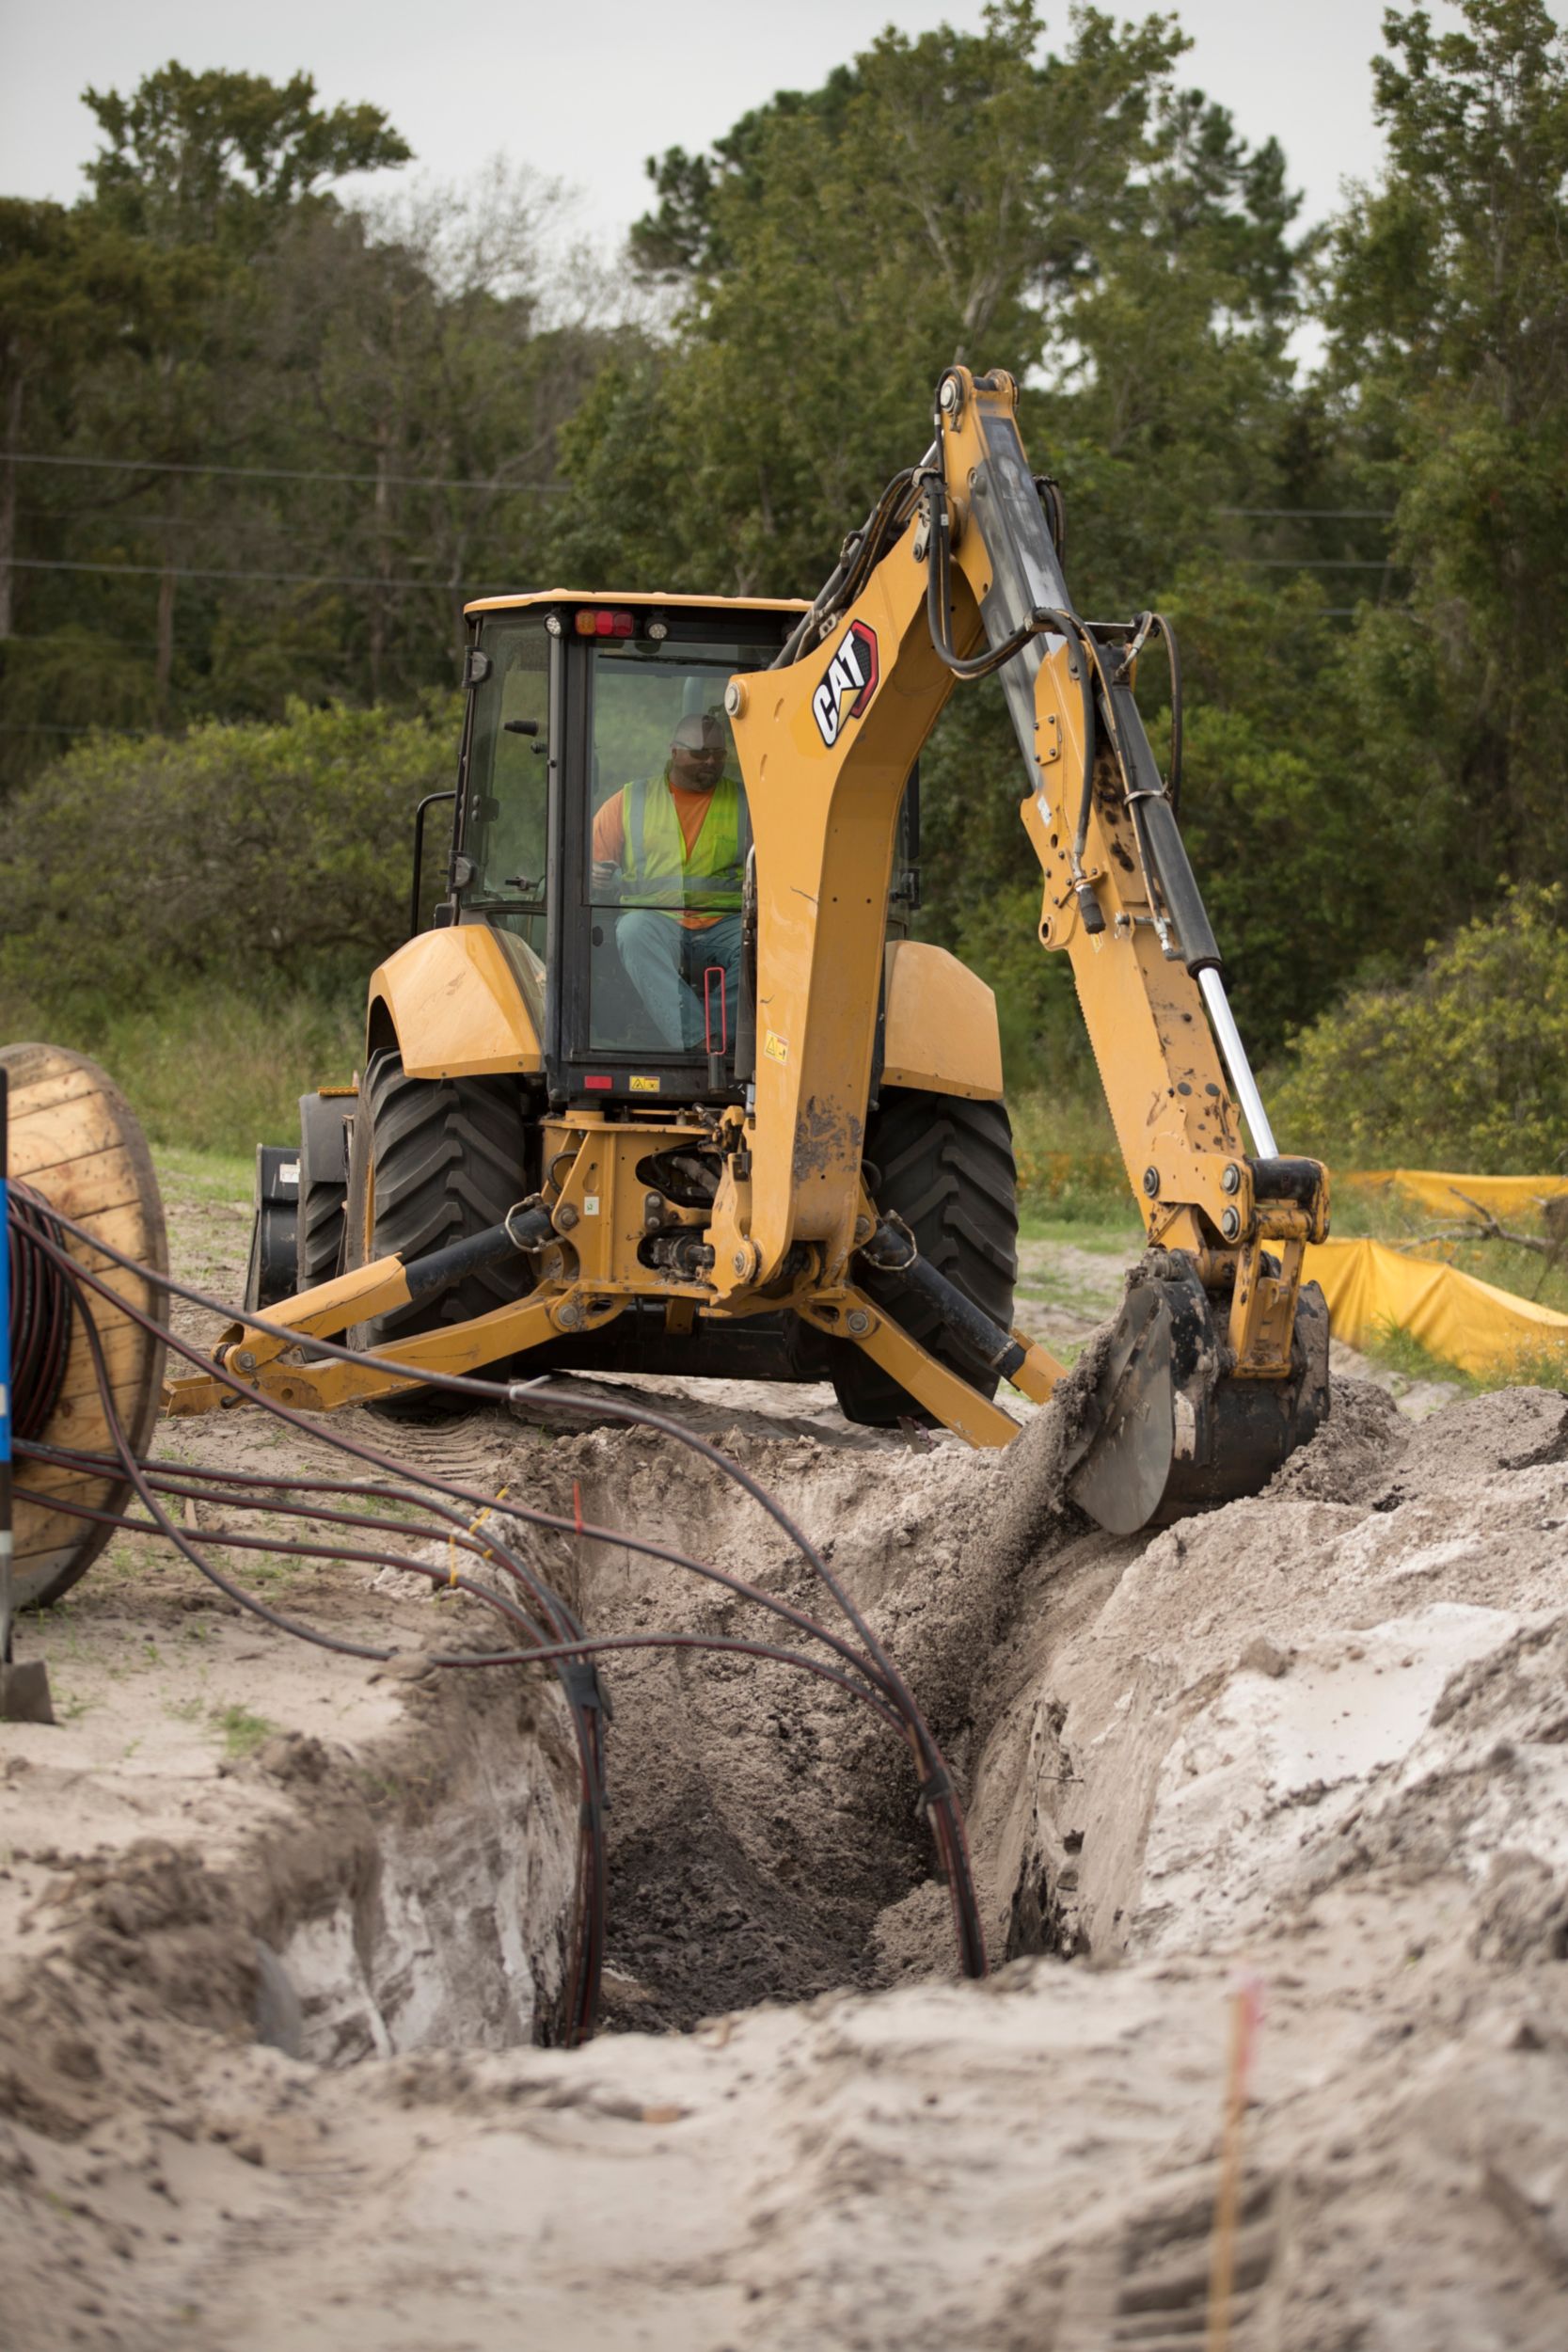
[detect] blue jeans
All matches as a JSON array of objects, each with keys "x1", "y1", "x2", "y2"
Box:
[{"x1": 616, "y1": 910, "x2": 742, "y2": 1052}]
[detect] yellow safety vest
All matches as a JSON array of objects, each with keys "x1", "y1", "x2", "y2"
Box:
[{"x1": 624, "y1": 772, "x2": 743, "y2": 911}]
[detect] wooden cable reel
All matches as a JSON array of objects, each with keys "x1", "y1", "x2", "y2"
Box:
[{"x1": 3, "y1": 1042, "x2": 167, "y2": 1610}]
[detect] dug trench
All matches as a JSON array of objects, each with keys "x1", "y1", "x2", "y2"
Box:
[{"x1": 5, "y1": 1180, "x2": 1568, "y2": 2345}]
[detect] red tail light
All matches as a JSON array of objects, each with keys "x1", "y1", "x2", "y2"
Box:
[{"x1": 574, "y1": 608, "x2": 635, "y2": 639}]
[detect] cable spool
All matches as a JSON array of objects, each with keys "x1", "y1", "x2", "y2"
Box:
[{"x1": 3, "y1": 1042, "x2": 167, "y2": 1610}]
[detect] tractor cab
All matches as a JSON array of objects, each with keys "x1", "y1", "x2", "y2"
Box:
[{"x1": 441, "y1": 592, "x2": 809, "y2": 1109}]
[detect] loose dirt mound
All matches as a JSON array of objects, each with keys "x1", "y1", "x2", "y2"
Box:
[{"x1": 3, "y1": 1169, "x2": 1567, "y2": 2347}]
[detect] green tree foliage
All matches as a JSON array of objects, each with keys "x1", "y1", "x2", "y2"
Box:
[
  {"x1": 5, "y1": 8, "x2": 1568, "y2": 1173},
  {"x1": 82, "y1": 62, "x2": 409, "y2": 248},
  {"x1": 0, "y1": 68, "x2": 605, "y2": 772},
  {"x1": 1272, "y1": 885, "x2": 1568, "y2": 1169},
  {"x1": 0, "y1": 699, "x2": 456, "y2": 1003},
  {"x1": 562, "y1": 2, "x2": 1304, "y2": 600},
  {"x1": 1325, "y1": 0, "x2": 1568, "y2": 949},
  {"x1": 554, "y1": 2, "x2": 1324, "y2": 1101}
]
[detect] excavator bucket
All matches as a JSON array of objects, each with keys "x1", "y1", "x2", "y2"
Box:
[{"x1": 1063, "y1": 1261, "x2": 1330, "y2": 1536}]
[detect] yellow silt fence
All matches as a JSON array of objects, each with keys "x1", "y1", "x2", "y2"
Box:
[
  {"x1": 1293, "y1": 1170, "x2": 1568, "y2": 1376},
  {"x1": 1027, "y1": 1159, "x2": 1567, "y2": 1374},
  {"x1": 1338, "y1": 1168, "x2": 1568, "y2": 1220},
  {"x1": 1303, "y1": 1234, "x2": 1568, "y2": 1376}
]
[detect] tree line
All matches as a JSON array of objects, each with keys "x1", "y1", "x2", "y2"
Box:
[{"x1": 4, "y1": 2, "x2": 1567, "y2": 1118}]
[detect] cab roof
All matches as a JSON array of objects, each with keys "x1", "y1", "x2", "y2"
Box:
[{"x1": 463, "y1": 588, "x2": 810, "y2": 617}]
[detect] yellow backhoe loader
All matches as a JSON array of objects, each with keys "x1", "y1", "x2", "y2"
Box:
[{"x1": 166, "y1": 365, "x2": 1330, "y2": 1534}]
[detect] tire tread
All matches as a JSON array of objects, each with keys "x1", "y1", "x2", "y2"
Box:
[
  {"x1": 831, "y1": 1087, "x2": 1019, "y2": 1427},
  {"x1": 351, "y1": 1050, "x2": 532, "y2": 1355}
]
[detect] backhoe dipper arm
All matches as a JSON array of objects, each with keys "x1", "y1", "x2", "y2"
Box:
[{"x1": 717, "y1": 365, "x2": 1329, "y2": 1523}]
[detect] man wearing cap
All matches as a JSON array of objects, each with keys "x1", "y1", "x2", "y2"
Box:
[{"x1": 591, "y1": 712, "x2": 745, "y2": 1052}]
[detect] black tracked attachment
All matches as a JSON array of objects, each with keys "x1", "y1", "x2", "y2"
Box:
[{"x1": 1065, "y1": 1258, "x2": 1330, "y2": 1536}]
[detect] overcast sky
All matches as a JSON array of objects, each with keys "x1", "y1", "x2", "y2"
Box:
[{"x1": 0, "y1": 0, "x2": 1504, "y2": 255}]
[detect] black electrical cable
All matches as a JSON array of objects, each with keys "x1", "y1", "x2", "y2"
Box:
[
  {"x1": 12, "y1": 1211, "x2": 610, "y2": 2044},
  {"x1": 7, "y1": 1180, "x2": 74, "y2": 1443},
  {"x1": 25, "y1": 1236, "x2": 942, "y2": 1995},
  {"x1": 44, "y1": 1201, "x2": 989, "y2": 1978},
  {"x1": 49, "y1": 1204, "x2": 989, "y2": 1973},
  {"x1": 9, "y1": 1193, "x2": 990, "y2": 1994},
  {"x1": 28, "y1": 1200, "x2": 937, "y2": 1729},
  {"x1": 21, "y1": 1435, "x2": 905, "y2": 1710},
  {"x1": 16, "y1": 1477, "x2": 906, "y2": 1723}
]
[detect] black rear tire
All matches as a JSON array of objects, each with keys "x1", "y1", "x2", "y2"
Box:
[
  {"x1": 345, "y1": 1048, "x2": 534, "y2": 1380},
  {"x1": 296, "y1": 1092, "x2": 350, "y2": 1290},
  {"x1": 829, "y1": 1087, "x2": 1019, "y2": 1428}
]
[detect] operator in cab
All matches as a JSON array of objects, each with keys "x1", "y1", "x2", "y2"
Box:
[{"x1": 591, "y1": 710, "x2": 744, "y2": 1054}]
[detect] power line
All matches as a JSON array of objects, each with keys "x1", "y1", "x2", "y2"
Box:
[
  {"x1": 6, "y1": 462, "x2": 1389, "y2": 517},
  {"x1": 2, "y1": 630, "x2": 164, "y2": 648},
  {"x1": 19, "y1": 508, "x2": 292, "y2": 530},
  {"x1": 1240, "y1": 557, "x2": 1397, "y2": 570},
  {"x1": 1217, "y1": 505, "x2": 1395, "y2": 519},
  {"x1": 8, "y1": 557, "x2": 505, "y2": 591},
  {"x1": 1, "y1": 450, "x2": 568, "y2": 495}
]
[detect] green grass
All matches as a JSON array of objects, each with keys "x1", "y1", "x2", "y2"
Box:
[
  {"x1": 1018, "y1": 1209, "x2": 1141, "y2": 1252},
  {"x1": 0, "y1": 982, "x2": 360, "y2": 1157},
  {"x1": 212, "y1": 1703, "x2": 279, "y2": 1759},
  {"x1": 1009, "y1": 1088, "x2": 1132, "y2": 1225},
  {"x1": 155, "y1": 1144, "x2": 258, "y2": 1200},
  {"x1": 1356, "y1": 1315, "x2": 1568, "y2": 1397},
  {"x1": 1357, "y1": 1318, "x2": 1475, "y2": 1391}
]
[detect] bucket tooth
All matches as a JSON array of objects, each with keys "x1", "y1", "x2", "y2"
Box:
[{"x1": 1065, "y1": 1261, "x2": 1329, "y2": 1536}]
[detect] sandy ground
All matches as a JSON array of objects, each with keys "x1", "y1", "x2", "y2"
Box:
[{"x1": 2, "y1": 1173, "x2": 1567, "y2": 2348}]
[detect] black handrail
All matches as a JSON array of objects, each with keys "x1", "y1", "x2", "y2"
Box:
[{"x1": 409, "y1": 790, "x2": 457, "y2": 937}]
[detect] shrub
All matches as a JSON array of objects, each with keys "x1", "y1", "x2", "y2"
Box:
[
  {"x1": 1271, "y1": 885, "x2": 1568, "y2": 1171},
  {"x1": 0, "y1": 696, "x2": 459, "y2": 1004}
]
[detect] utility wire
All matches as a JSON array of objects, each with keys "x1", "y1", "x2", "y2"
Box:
[
  {"x1": 1240, "y1": 557, "x2": 1397, "y2": 571},
  {"x1": 4, "y1": 461, "x2": 1386, "y2": 516},
  {"x1": 1216, "y1": 505, "x2": 1395, "y2": 519},
  {"x1": 7, "y1": 557, "x2": 507, "y2": 591},
  {"x1": 1, "y1": 450, "x2": 568, "y2": 494}
]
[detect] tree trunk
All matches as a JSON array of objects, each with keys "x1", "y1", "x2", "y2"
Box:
[
  {"x1": 0, "y1": 375, "x2": 23, "y2": 641},
  {"x1": 371, "y1": 416, "x2": 391, "y2": 701},
  {"x1": 155, "y1": 483, "x2": 180, "y2": 722}
]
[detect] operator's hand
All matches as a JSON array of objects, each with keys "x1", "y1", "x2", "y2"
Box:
[{"x1": 592, "y1": 859, "x2": 621, "y2": 900}]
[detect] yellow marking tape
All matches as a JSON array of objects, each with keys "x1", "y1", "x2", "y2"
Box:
[{"x1": 448, "y1": 1486, "x2": 510, "y2": 1586}]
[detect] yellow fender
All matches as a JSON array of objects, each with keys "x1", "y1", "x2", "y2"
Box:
[
  {"x1": 880, "y1": 939, "x2": 1003, "y2": 1100},
  {"x1": 366, "y1": 925, "x2": 545, "y2": 1080},
  {"x1": 367, "y1": 927, "x2": 994, "y2": 1096}
]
